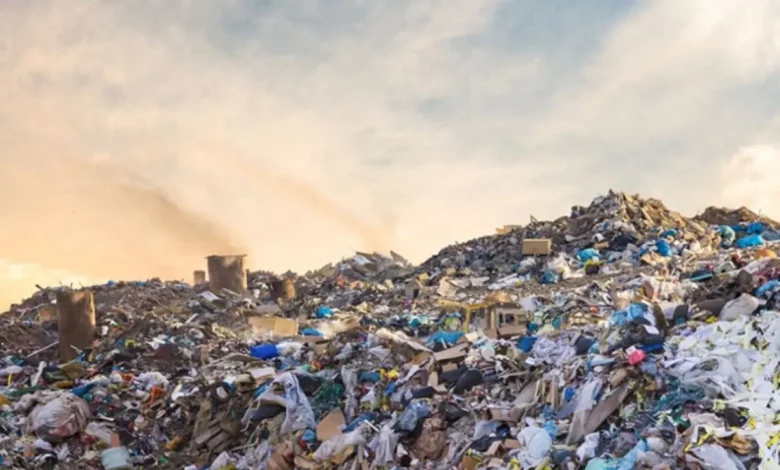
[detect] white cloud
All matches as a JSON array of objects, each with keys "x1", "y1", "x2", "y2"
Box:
[{"x1": 1, "y1": 0, "x2": 780, "y2": 307}]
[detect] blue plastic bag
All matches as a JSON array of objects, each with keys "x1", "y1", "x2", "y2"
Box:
[
  {"x1": 757, "y1": 280, "x2": 780, "y2": 297},
  {"x1": 736, "y1": 235, "x2": 765, "y2": 249},
  {"x1": 301, "y1": 328, "x2": 324, "y2": 336},
  {"x1": 316, "y1": 306, "x2": 334, "y2": 318},
  {"x1": 427, "y1": 330, "x2": 464, "y2": 346},
  {"x1": 250, "y1": 344, "x2": 279, "y2": 359},
  {"x1": 627, "y1": 303, "x2": 649, "y2": 321},
  {"x1": 748, "y1": 222, "x2": 766, "y2": 234},
  {"x1": 655, "y1": 239, "x2": 672, "y2": 256},
  {"x1": 397, "y1": 400, "x2": 430, "y2": 432},
  {"x1": 518, "y1": 336, "x2": 537, "y2": 353},
  {"x1": 578, "y1": 248, "x2": 600, "y2": 263},
  {"x1": 660, "y1": 228, "x2": 678, "y2": 239},
  {"x1": 541, "y1": 271, "x2": 559, "y2": 284}
]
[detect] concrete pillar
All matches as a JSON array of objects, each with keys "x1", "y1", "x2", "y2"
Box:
[
  {"x1": 270, "y1": 278, "x2": 296, "y2": 301},
  {"x1": 57, "y1": 291, "x2": 96, "y2": 362},
  {"x1": 193, "y1": 270, "x2": 207, "y2": 285},
  {"x1": 206, "y1": 255, "x2": 247, "y2": 293}
]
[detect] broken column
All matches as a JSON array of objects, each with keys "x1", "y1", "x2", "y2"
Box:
[
  {"x1": 56, "y1": 291, "x2": 96, "y2": 361},
  {"x1": 270, "y1": 278, "x2": 296, "y2": 301},
  {"x1": 193, "y1": 270, "x2": 207, "y2": 285},
  {"x1": 206, "y1": 255, "x2": 247, "y2": 294}
]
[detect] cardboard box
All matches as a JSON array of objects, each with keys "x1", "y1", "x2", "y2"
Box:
[
  {"x1": 249, "y1": 317, "x2": 298, "y2": 337},
  {"x1": 433, "y1": 344, "x2": 468, "y2": 362},
  {"x1": 521, "y1": 239, "x2": 552, "y2": 256}
]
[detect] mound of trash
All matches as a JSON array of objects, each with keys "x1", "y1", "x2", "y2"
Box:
[{"x1": 1, "y1": 190, "x2": 780, "y2": 470}]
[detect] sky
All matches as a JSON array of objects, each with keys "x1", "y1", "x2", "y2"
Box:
[{"x1": 2, "y1": 0, "x2": 780, "y2": 308}]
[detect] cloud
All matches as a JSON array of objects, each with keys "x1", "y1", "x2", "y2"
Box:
[
  {"x1": 721, "y1": 145, "x2": 780, "y2": 218},
  {"x1": 1, "y1": 0, "x2": 780, "y2": 307}
]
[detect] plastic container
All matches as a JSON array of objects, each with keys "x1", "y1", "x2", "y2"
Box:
[
  {"x1": 250, "y1": 344, "x2": 279, "y2": 359},
  {"x1": 101, "y1": 447, "x2": 132, "y2": 470}
]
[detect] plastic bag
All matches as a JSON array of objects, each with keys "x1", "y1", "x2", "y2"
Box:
[
  {"x1": 736, "y1": 235, "x2": 765, "y2": 249},
  {"x1": 578, "y1": 248, "x2": 600, "y2": 263},
  {"x1": 27, "y1": 393, "x2": 91, "y2": 442},
  {"x1": 396, "y1": 400, "x2": 430, "y2": 432},
  {"x1": 370, "y1": 419, "x2": 400, "y2": 469},
  {"x1": 719, "y1": 294, "x2": 759, "y2": 321},
  {"x1": 275, "y1": 373, "x2": 316, "y2": 434},
  {"x1": 133, "y1": 371, "x2": 169, "y2": 391},
  {"x1": 546, "y1": 256, "x2": 572, "y2": 277},
  {"x1": 514, "y1": 425, "x2": 552, "y2": 469},
  {"x1": 313, "y1": 425, "x2": 367, "y2": 461},
  {"x1": 577, "y1": 433, "x2": 599, "y2": 462}
]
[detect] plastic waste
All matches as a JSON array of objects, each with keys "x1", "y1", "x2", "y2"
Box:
[
  {"x1": 301, "y1": 328, "x2": 323, "y2": 336},
  {"x1": 370, "y1": 419, "x2": 400, "y2": 468},
  {"x1": 313, "y1": 424, "x2": 367, "y2": 461},
  {"x1": 427, "y1": 330, "x2": 464, "y2": 346},
  {"x1": 720, "y1": 225, "x2": 736, "y2": 245},
  {"x1": 748, "y1": 222, "x2": 766, "y2": 234},
  {"x1": 250, "y1": 344, "x2": 279, "y2": 359},
  {"x1": 628, "y1": 349, "x2": 646, "y2": 365},
  {"x1": 396, "y1": 400, "x2": 430, "y2": 432},
  {"x1": 655, "y1": 239, "x2": 672, "y2": 256},
  {"x1": 585, "y1": 458, "x2": 617, "y2": 470},
  {"x1": 275, "y1": 373, "x2": 316, "y2": 434},
  {"x1": 577, "y1": 433, "x2": 599, "y2": 462},
  {"x1": 514, "y1": 425, "x2": 553, "y2": 468},
  {"x1": 133, "y1": 372, "x2": 169, "y2": 391},
  {"x1": 316, "y1": 306, "x2": 334, "y2": 318},
  {"x1": 101, "y1": 447, "x2": 132, "y2": 470},
  {"x1": 518, "y1": 336, "x2": 537, "y2": 353},
  {"x1": 547, "y1": 256, "x2": 571, "y2": 277},
  {"x1": 756, "y1": 279, "x2": 780, "y2": 297},
  {"x1": 27, "y1": 393, "x2": 91, "y2": 442},
  {"x1": 736, "y1": 235, "x2": 765, "y2": 248},
  {"x1": 341, "y1": 367, "x2": 359, "y2": 421},
  {"x1": 719, "y1": 294, "x2": 759, "y2": 321},
  {"x1": 578, "y1": 248, "x2": 600, "y2": 263},
  {"x1": 85, "y1": 421, "x2": 114, "y2": 444},
  {"x1": 691, "y1": 444, "x2": 741, "y2": 470},
  {"x1": 541, "y1": 271, "x2": 559, "y2": 284}
]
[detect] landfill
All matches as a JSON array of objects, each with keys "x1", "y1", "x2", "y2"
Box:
[{"x1": 1, "y1": 190, "x2": 780, "y2": 469}]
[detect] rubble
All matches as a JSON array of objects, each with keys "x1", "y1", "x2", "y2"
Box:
[{"x1": 1, "y1": 190, "x2": 780, "y2": 469}]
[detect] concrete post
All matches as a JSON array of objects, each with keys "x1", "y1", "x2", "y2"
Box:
[
  {"x1": 193, "y1": 270, "x2": 207, "y2": 285},
  {"x1": 270, "y1": 278, "x2": 296, "y2": 301},
  {"x1": 206, "y1": 255, "x2": 247, "y2": 293},
  {"x1": 57, "y1": 291, "x2": 96, "y2": 362}
]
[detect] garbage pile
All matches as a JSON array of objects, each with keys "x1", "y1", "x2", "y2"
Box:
[{"x1": 1, "y1": 191, "x2": 780, "y2": 469}]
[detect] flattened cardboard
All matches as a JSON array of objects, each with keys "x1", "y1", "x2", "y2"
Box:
[
  {"x1": 433, "y1": 344, "x2": 468, "y2": 362},
  {"x1": 249, "y1": 317, "x2": 298, "y2": 338},
  {"x1": 317, "y1": 410, "x2": 345, "y2": 442}
]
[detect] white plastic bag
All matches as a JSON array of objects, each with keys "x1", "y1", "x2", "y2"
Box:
[
  {"x1": 719, "y1": 294, "x2": 760, "y2": 321},
  {"x1": 341, "y1": 367, "x2": 359, "y2": 421},
  {"x1": 313, "y1": 425, "x2": 367, "y2": 461},
  {"x1": 27, "y1": 393, "x2": 91, "y2": 442},
  {"x1": 577, "y1": 433, "x2": 599, "y2": 462},
  {"x1": 514, "y1": 425, "x2": 552, "y2": 469},
  {"x1": 369, "y1": 419, "x2": 400, "y2": 469},
  {"x1": 275, "y1": 373, "x2": 316, "y2": 434},
  {"x1": 133, "y1": 371, "x2": 169, "y2": 391}
]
